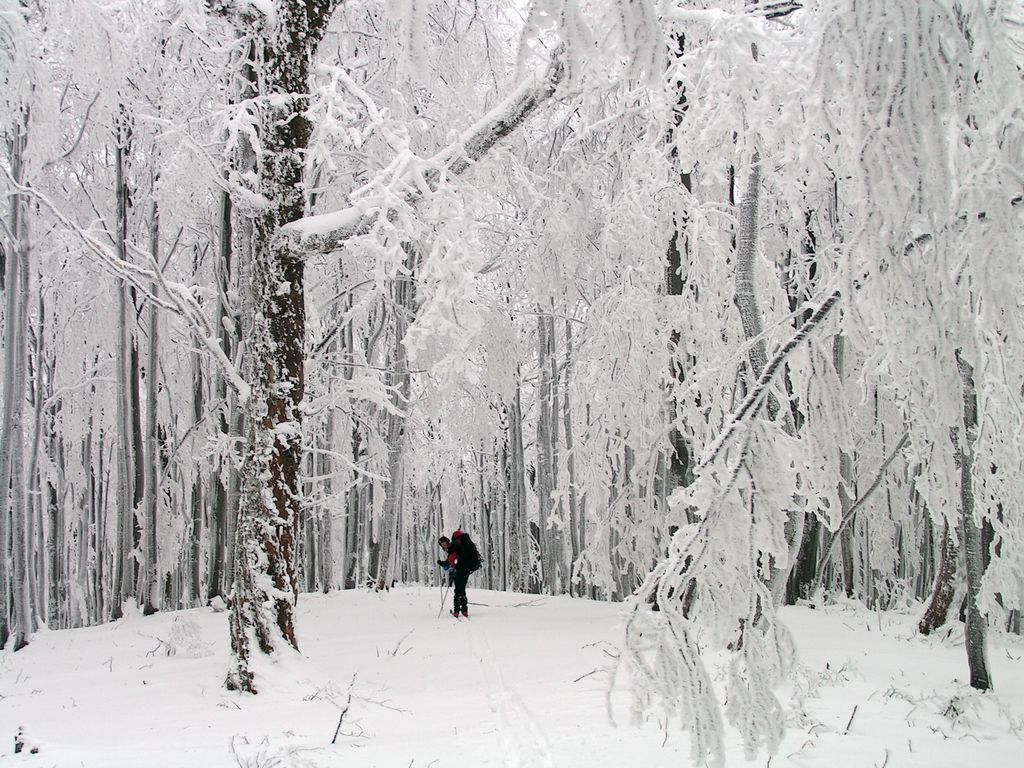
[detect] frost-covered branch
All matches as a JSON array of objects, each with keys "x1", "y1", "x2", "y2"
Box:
[
  {"x1": 700, "y1": 289, "x2": 842, "y2": 469},
  {"x1": 812, "y1": 430, "x2": 910, "y2": 597},
  {"x1": 663, "y1": 1, "x2": 803, "y2": 24},
  {"x1": 278, "y1": 51, "x2": 566, "y2": 256}
]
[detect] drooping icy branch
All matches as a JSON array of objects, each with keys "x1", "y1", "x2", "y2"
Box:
[
  {"x1": 663, "y1": 1, "x2": 803, "y2": 24},
  {"x1": 277, "y1": 51, "x2": 567, "y2": 257},
  {"x1": 700, "y1": 289, "x2": 842, "y2": 470},
  {"x1": 812, "y1": 430, "x2": 910, "y2": 595}
]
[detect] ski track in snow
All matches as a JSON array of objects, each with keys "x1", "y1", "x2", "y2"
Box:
[{"x1": 466, "y1": 616, "x2": 556, "y2": 768}]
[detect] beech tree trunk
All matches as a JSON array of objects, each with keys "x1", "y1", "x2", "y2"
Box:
[
  {"x1": 957, "y1": 353, "x2": 991, "y2": 690},
  {"x1": 1, "y1": 110, "x2": 33, "y2": 649},
  {"x1": 374, "y1": 247, "x2": 417, "y2": 591},
  {"x1": 111, "y1": 111, "x2": 144, "y2": 620},
  {"x1": 142, "y1": 195, "x2": 160, "y2": 615},
  {"x1": 535, "y1": 312, "x2": 554, "y2": 591},
  {"x1": 505, "y1": 380, "x2": 531, "y2": 592},
  {"x1": 919, "y1": 521, "x2": 957, "y2": 635},
  {"x1": 732, "y1": 154, "x2": 803, "y2": 602}
]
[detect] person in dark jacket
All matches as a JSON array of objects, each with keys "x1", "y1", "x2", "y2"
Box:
[{"x1": 437, "y1": 529, "x2": 481, "y2": 617}]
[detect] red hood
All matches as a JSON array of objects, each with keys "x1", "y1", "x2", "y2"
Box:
[{"x1": 452, "y1": 529, "x2": 465, "y2": 540}]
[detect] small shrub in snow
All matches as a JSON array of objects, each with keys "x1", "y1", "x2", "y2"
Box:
[{"x1": 168, "y1": 616, "x2": 211, "y2": 658}]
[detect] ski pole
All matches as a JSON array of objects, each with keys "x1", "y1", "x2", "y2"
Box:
[{"x1": 437, "y1": 579, "x2": 451, "y2": 618}]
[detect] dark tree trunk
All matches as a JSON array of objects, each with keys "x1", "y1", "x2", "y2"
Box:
[
  {"x1": 919, "y1": 521, "x2": 957, "y2": 635},
  {"x1": 226, "y1": 0, "x2": 339, "y2": 693},
  {"x1": 957, "y1": 353, "x2": 991, "y2": 690}
]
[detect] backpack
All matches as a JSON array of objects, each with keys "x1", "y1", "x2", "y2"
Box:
[{"x1": 460, "y1": 534, "x2": 483, "y2": 572}]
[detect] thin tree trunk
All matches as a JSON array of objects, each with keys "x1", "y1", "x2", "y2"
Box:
[
  {"x1": 1, "y1": 111, "x2": 33, "y2": 648},
  {"x1": 732, "y1": 155, "x2": 771, "y2": 408},
  {"x1": 506, "y1": 380, "x2": 530, "y2": 592},
  {"x1": 535, "y1": 313, "x2": 553, "y2": 591},
  {"x1": 46, "y1": 393, "x2": 63, "y2": 625},
  {"x1": 111, "y1": 112, "x2": 136, "y2": 620},
  {"x1": 374, "y1": 244, "x2": 417, "y2": 591},
  {"x1": 319, "y1": 413, "x2": 334, "y2": 592},
  {"x1": 207, "y1": 188, "x2": 232, "y2": 602},
  {"x1": 732, "y1": 153, "x2": 802, "y2": 602},
  {"x1": 10, "y1": 214, "x2": 33, "y2": 649},
  {"x1": 957, "y1": 353, "x2": 990, "y2": 689},
  {"x1": 210, "y1": 38, "x2": 254, "y2": 602},
  {"x1": 561, "y1": 317, "x2": 580, "y2": 592},
  {"x1": 27, "y1": 290, "x2": 46, "y2": 627},
  {"x1": 142, "y1": 195, "x2": 160, "y2": 615},
  {"x1": 838, "y1": 459, "x2": 856, "y2": 596},
  {"x1": 919, "y1": 521, "x2": 957, "y2": 635},
  {"x1": 0, "y1": 230, "x2": 12, "y2": 645},
  {"x1": 190, "y1": 306, "x2": 204, "y2": 603}
]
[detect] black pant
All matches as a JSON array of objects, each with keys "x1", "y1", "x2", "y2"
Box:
[{"x1": 452, "y1": 569, "x2": 470, "y2": 613}]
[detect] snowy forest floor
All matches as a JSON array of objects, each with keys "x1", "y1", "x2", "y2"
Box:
[{"x1": 1, "y1": 587, "x2": 1022, "y2": 767}]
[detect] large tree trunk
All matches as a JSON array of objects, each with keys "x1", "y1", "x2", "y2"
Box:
[{"x1": 226, "y1": 1, "x2": 337, "y2": 693}]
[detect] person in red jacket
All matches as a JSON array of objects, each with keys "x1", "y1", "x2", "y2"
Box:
[{"x1": 437, "y1": 529, "x2": 481, "y2": 617}]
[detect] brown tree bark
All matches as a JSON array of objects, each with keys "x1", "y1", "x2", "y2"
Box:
[{"x1": 226, "y1": 0, "x2": 340, "y2": 693}]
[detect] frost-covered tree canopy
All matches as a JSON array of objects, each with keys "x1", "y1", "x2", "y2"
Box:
[{"x1": 0, "y1": 0, "x2": 1021, "y2": 760}]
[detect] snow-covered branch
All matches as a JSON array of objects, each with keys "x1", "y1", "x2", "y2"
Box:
[
  {"x1": 812, "y1": 430, "x2": 910, "y2": 596},
  {"x1": 662, "y1": 1, "x2": 803, "y2": 25},
  {"x1": 278, "y1": 51, "x2": 566, "y2": 257},
  {"x1": 700, "y1": 289, "x2": 842, "y2": 470}
]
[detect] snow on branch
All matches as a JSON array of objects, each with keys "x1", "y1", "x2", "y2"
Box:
[
  {"x1": 700, "y1": 288, "x2": 842, "y2": 469},
  {"x1": 812, "y1": 430, "x2": 910, "y2": 595},
  {"x1": 278, "y1": 51, "x2": 567, "y2": 257},
  {"x1": 663, "y1": 1, "x2": 803, "y2": 25},
  {"x1": 12, "y1": 177, "x2": 251, "y2": 402}
]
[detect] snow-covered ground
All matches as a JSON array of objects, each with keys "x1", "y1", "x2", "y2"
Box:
[{"x1": 1, "y1": 587, "x2": 1021, "y2": 767}]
